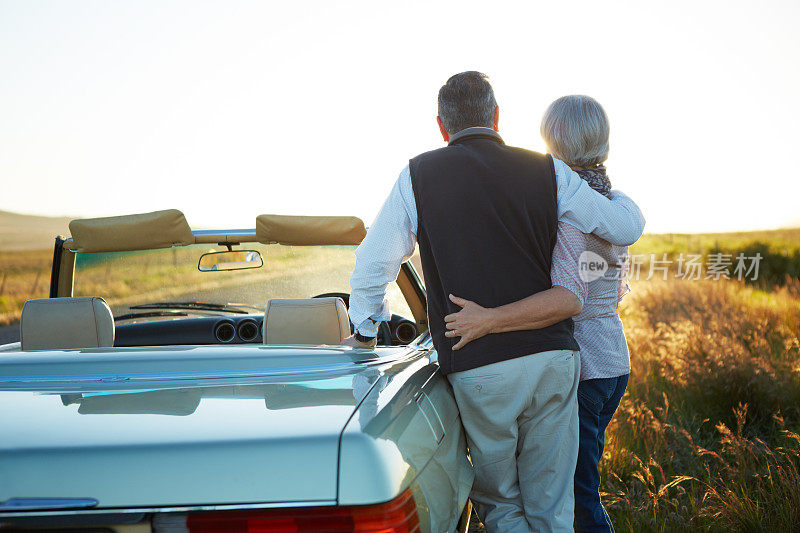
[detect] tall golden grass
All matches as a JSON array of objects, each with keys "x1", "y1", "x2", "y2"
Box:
[
  {"x1": 0, "y1": 250, "x2": 52, "y2": 324},
  {"x1": 468, "y1": 278, "x2": 800, "y2": 532},
  {"x1": 604, "y1": 278, "x2": 800, "y2": 531}
]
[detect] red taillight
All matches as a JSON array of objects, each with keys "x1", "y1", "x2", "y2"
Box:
[{"x1": 183, "y1": 489, "x2": 420, "y2": 533}]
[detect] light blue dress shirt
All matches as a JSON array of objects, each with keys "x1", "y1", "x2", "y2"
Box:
[{"x1": 349, "y1": 133, "x2": 645, "y2": 337}]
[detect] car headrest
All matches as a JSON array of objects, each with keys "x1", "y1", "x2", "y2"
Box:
[
  {"x1": 263, "y1": 298, "x2": 350, "y2": 345},
  {"x1": 20, "y1": 297, "x2": 115, "y2": 351}
]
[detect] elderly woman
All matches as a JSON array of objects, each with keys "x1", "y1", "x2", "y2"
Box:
[{"x1": 445, "y1": 95, "x2": 631, "y2": 533}]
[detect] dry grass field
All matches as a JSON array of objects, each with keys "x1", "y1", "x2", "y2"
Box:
[
  {"x1": 0, "y1": 249, "x2": 53, "y2": 325},
  {"x1": 0, "y1": 210, "x2": 73, "y2": 326},
  {"x1": 604, "y1": 277, "x2": 800, "y2": 531},
  {"x1": 631, "y1": 227, "x2": 800, "y2": 257},
  {"x1": 467, "y1": 278, "x2": 800, "y2": 532}
]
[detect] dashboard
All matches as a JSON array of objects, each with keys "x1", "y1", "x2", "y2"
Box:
[{"x1": 114, "y1": 314, "x2": 419, "y2": 347}]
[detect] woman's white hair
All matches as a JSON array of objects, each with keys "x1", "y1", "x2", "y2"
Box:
[{"x1": 540, "y1": 95, "x2": 609, "y2": 168}]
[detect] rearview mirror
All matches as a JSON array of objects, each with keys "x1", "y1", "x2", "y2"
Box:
[{"x1": 198, "y1": 250, "x2": 263, "y2": 272}]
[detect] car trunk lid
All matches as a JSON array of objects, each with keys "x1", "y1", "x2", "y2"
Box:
[{"x1": 0, "y1": 344, "x2": 409, "y2": 509}]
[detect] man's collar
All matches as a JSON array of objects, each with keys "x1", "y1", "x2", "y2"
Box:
[{"x1": 448, "y1": 126, "x2": 504, "y2": 146}]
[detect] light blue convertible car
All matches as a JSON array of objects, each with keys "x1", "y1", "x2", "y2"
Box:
[{"x1": 0, "y1": 210, "x2": 474, "y2": 532}]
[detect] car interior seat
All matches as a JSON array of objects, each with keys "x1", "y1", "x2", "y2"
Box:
[
  {"x1": 20, "y1": 297, "x2": 115, "y2": 350},
  {"x1": 262, "y1": 297, "x2": 350, "y2": 345}
]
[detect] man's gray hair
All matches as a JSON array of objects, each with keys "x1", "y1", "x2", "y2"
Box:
[
  {"x1": 540, "y1": 95, "x2": 610, "y2": 168},
  {"x1": 437, "y1": 71, "x2": 497, "y2": 134}
]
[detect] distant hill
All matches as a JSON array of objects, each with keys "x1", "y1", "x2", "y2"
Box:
[{"x1": 0, "y1": 210, "x2": 74, "y2": 251}]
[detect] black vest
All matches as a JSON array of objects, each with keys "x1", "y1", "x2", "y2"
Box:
[{"x1": 409, "y1": 128, "x2": 579, "y2": 374}]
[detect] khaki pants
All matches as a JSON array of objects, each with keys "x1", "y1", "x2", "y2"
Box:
[{"x1": 447, "y1": 350, "x2": 580, "y2": 533}]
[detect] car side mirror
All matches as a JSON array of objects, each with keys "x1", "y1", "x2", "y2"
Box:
[{"x1": 198, "y1": 250, "x2": 263, "y2": 272}]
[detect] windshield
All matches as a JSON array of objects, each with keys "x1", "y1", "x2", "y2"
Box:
[{"x1": 72, "y1": 244, "x2": 413, "y2": 321}]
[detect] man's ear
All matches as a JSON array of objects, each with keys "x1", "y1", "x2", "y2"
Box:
[
  {"x1": 492, "y1": 106, "x2": 500, "y2": 132},
  {"x1": 437, "y1": 116, "x2": 450, "y2": 142}
]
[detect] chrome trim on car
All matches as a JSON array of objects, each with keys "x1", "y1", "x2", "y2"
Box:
[
  {"x1": 409, "y1": 330, "x2": 432, "y2": 349},
  {"x1": 60, "y1": 229, "x2": 261, "y2": 249},
  {"x1": 0, "y1": 499, "x2": 338, "y2": 518},
  {"x1": 0, "y1": 498, "x2": 99, "y2": 511},
  {"x1": 192, "y1": 229, "x2": 257, "y2": 244},
  {"x1": 0, "y1": 342, "x2": 21, "y2": 352},
  {"x1": 0, "y1": 349, "x2": 426, "y2": 391}
]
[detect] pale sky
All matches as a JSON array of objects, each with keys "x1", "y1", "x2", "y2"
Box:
[{"x1": 1, "y1": 0, "x2": 798, "y2": 233}]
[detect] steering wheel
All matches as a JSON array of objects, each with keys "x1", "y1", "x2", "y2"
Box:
[{"x1": 312, "y1": 292, "x2": 392, "y2": 346}]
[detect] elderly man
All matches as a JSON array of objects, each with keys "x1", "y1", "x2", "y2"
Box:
[{"x1": 344, "y1": 72, "x2": 644, "y2": 532}]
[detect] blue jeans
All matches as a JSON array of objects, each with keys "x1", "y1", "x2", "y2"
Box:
[{"x1": 574, "y1": 374, "x2": 629, "y2": 533}]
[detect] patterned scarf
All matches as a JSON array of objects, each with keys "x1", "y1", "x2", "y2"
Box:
[{"x1": 576, "y1": 165, "x2": 612, "y2": 198}]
